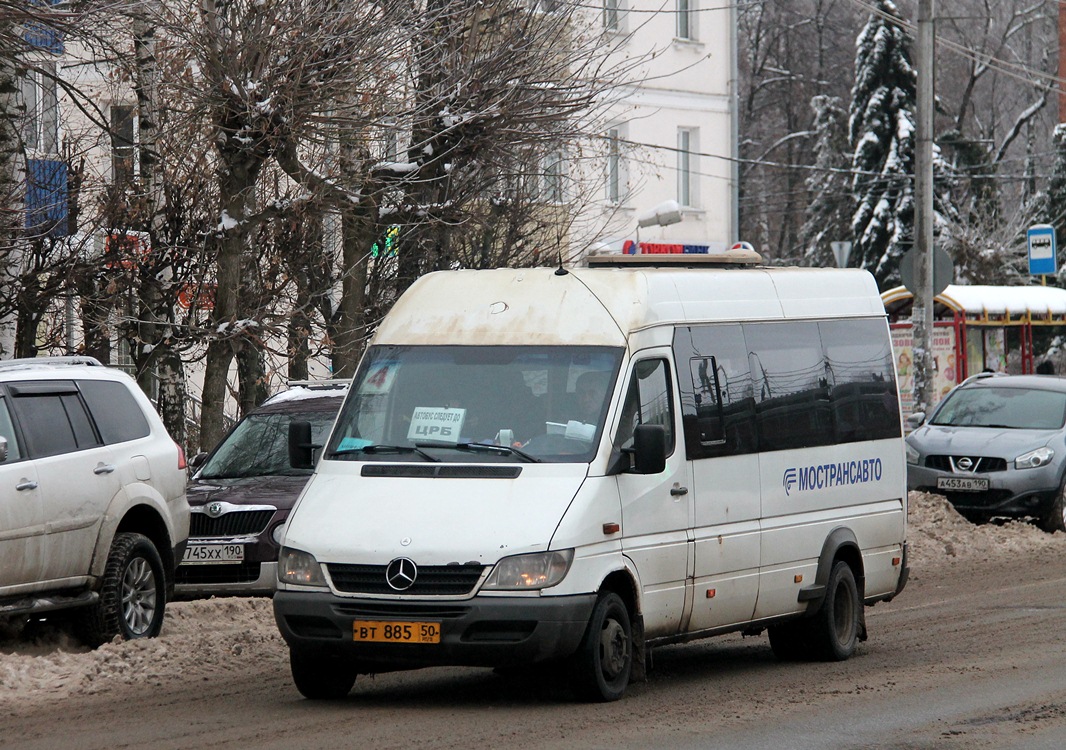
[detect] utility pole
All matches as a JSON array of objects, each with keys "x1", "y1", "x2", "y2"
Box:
[
  {"x1": 1060, "y1": 1, "x2": 1066, "y2": 122},
  {"x1": 913, "y1": 0, "x2": 935, "y2": 415}
]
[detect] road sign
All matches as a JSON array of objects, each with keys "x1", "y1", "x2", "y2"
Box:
[
  {"x1": 1027, "y1": 224, "x2": 1057, "y2": 276},
  {"x1": 900, "y1": 246, "x2": 953, "y2": 297},
  {"x1": 830, "y1": 241, "x2": 852, "y2": 268}
]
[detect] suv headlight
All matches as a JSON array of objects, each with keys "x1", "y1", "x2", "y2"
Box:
[
  {"x1": 905, "y1": 442, "x2": 920, "y2": 466},
  {"x1": 278, "y1": 546, "x2": 327, "y2": 587},
  {"x1": 1015, "y1": 447, "x2": 1054, "y2": 470},
  {"x1": 482, "y1": 550, "x2": 574, "y2": 591}
]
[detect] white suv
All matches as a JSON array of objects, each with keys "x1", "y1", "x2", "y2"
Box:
[{"x1": 0, "y1": 357, "x2": 189, "y2": 645}]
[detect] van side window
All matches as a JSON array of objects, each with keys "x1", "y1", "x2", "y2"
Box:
[
  {"x1": 819, "y1": 319, "x2": 901, "y2": 441},
  {"x1": 78, "y1": 380, "x2": 151, "y2": 444},
  {"x1": 744, "y1": 321, "x2": 833, "y2": 451},
  {"x1": 615, "y1": 359, "x2": 675, "y2": 453},
  {"x1": 674, "y1": 324, "x2": 756, "y2": 458},
  {"x1": 0, "y1": 398, "x2": 22, "y2": 462},
  {"x1": 673, "y1": 318, "x2": 900, "y2": 458},
  {"x1": 9, "y1": 384, "x2": 99, "y2": 458}
]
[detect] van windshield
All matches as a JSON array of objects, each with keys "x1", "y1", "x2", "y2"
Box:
[{"x1": 327, "y1": 345, "x2": 623, "y2": 463}]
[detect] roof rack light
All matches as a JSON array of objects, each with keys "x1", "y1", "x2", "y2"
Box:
[{"x1": 587, "y1": 249, "x2": 763, "y2": 269}]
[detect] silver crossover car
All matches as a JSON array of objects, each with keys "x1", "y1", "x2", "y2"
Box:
[{"x1": 906, "y1": 373, "x2": 1066, "y2": 531}]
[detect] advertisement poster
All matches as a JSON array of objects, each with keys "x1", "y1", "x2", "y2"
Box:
[
  {"x1": 890, "y1": 325, "x2": 958, "y2": 418},
  {"x1": 983, "y1": 329, "x2": 1007, "y2": 372}
]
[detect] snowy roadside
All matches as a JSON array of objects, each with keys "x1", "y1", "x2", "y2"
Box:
[{"x1": 1, "y1": 491, "x2": 1060, "y2": 708}]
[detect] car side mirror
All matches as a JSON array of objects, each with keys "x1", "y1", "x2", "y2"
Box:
[
  {"x1": 189, "y1": 451, "x2": 208, "y2": 470},
  {"x1": 906, "y1": 411, "x2": 926, "y2": 429},
  {"x1": 631, "y1": 424, "x2": 667, "y2": 475},
  {"x1": 289, "y1": 421, "x2": 316, "y2": 470}
]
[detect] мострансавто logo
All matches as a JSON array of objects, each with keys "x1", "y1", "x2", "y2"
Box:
[{"x1": 783, "y1": 458, "x2": 883, "y2": 497}]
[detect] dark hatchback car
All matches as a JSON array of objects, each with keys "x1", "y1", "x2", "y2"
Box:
[
  {"x1": 175, "y1": 381, "x2": 346, "y2": 597},
  {"x1": 906, "y1": 373, "x2": 1066, "y2": 532}
]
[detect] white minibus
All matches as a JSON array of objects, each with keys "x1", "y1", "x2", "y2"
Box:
[{"x1": 273, "y1": 252, "x2": 909, "y2": 701}]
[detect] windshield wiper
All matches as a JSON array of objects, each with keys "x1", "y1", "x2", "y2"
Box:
[
  {"x1": 330, "y1": 444, "x2": 441, "y2": 462},
  {"x1": 416, "y1": 441, "x2": 542, "y2": 463}
]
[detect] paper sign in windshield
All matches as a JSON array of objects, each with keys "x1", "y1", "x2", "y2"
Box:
[{"x1": 408, "y1": 407, "x2": 466, "y2": 441}]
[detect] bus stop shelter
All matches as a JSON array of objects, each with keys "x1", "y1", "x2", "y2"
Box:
[{"x1": 881, "y1": 284, "x2": 1066, "y2": 416}]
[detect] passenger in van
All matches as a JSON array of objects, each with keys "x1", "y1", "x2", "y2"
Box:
[{"x1": 575, "y1": 371, "x2": 610, "y2": 424}]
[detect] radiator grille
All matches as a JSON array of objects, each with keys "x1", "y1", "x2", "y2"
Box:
[
  {"x1": 327, "y1": 563, "x2": 485, "y2": 596},
  {"x1": 189, "y1": 510, "x2": 275, "y2": 537}
]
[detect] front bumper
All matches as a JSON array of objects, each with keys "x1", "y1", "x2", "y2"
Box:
[
  {"x1": 908, "y1": 463, "x2": 1059, "y2": 518},
  {"x1": 174, "y1": 561, "x2": 277, "y2": 598},
  {"x1": 273, "y1": 590, "x2": 597, "y2": 671}
]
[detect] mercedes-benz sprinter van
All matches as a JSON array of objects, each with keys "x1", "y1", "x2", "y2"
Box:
[{"x1": 273, "y1": 252, "x2": 909, "y2": 701}]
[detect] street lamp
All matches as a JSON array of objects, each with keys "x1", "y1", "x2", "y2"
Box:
[{"x1": 633, "y1": 199, "x2": 683, "y2": 252}]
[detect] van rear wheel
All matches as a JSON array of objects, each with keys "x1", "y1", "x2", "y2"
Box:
[
  {"x1": 810, "y1": 561, "x2": 860, "y2": 661},
  {"x1": 290, "y1": 649, "x2": 356, "y2": 700},
  {"x1": 570, "y1": 592, "x2": 632, "y2": 702}
]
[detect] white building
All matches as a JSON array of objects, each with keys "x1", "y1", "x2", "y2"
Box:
[{"x1": 576, "y1": 0, "x2": 738, "y2": 256}]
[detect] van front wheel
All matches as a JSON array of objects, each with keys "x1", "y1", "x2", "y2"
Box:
[
  {"x1": 810, "y1": 560, "x2": 860, "y2": 661},
  {"x1": 290, "y1": 649, "x2": 356, "y2": 700},
  {"x1": 570, "y1": 592, "x2": 632, "y2": 702}
]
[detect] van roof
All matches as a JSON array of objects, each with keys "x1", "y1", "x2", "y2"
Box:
[{"x1": 373, "y1": 265, "x2": 885, "y2": 348}]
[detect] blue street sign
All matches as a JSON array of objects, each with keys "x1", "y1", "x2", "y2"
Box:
[{"x1": 1028, "y1": 224, "x2": 1057, "y2": 276}]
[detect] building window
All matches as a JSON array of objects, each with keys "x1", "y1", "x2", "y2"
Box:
[
  {"x1": 607, "y1": 128, "x2": 622, "y2": 203},
  {"x1": 604, "y1": 0, "x2": 620, "y2": 31},
  {"x1": 542, "y1": 150, "x2": 565, "y2": 203},
  {"x1": 110, "y1": 105, "x2": 136, "y2": 186},
  {"x1": 379, "y1": 119, "x2": 400, "y2": 162},
  {"x1": 677, "y1": 128, "x2": 698, "y2": 208},
  {"x1": 21, "y1": 63, "x2": 59, "y2": 155},
  {"x1": 676, "y1": 0, "x2": 696, "y2": 40}
]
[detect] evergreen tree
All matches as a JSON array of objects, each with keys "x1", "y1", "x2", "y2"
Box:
[
  {"x1": 849, "y1": 0, "x2": 957, "y2": 289},
  {"x1": 801, "y1": 95, "x2": 852, "y2": 267},
  {"x1": 849, "y1": 1, "x2": 915, "y2": 288}
]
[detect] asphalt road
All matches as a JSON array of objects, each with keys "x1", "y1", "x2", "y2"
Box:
[{"x1": 4, "y1": 548, "x2": 1066, "y2": 750}]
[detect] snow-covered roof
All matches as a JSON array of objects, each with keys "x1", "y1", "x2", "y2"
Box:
[
  {"x1": 938, "y1": 285, "x2": 1066, "y2": 317},
  {"x1": 882, "y1": 284, "x2": 1066, "y2": 322},
  {"x1": 264, "y1": 382, "x2": 348, "y2": 405}
]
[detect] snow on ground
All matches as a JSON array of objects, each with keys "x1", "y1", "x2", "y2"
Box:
[{"x1": 0, "y1": 492, "x2": 1060, "y2": 708}]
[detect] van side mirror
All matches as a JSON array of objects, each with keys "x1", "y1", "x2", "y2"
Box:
[
  {"x1": 289, "y1": 421, "x2": 316, "y2": 470},
  {"x1": 906, "y1": 411, "x2": 926, "y2": 429},
  {"x1": 631, "y1": 424, "x2": 667, "y2": 475}
]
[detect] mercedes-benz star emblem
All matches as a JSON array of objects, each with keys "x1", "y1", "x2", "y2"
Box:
[
  {"x1": 385, "y1": 557, "x2": 418, "y2": 591},
  {"x1": 957, "y1": 457, "x2": 974, "y2": 472},
  {"x1": 207, "y1": 502, "x2": 224, "y2": 517}
]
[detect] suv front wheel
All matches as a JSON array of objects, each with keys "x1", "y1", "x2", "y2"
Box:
[{"x1": 78, "y1": 532, "x2": 167, "y2": 646}]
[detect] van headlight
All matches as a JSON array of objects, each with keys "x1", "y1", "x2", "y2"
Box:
[
  {"x1": 1015, "y1": 447, "x2": 1054, "y2": 470},
  {"x1": 278, "y1": 547, "x2": 327, "y2": 587},
  {"x1": 905, "y1": 442, "x2": 920, "y2": 466},
  {"x1": 482, "y1": 550, "x2": 574, "y2": 590}
]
